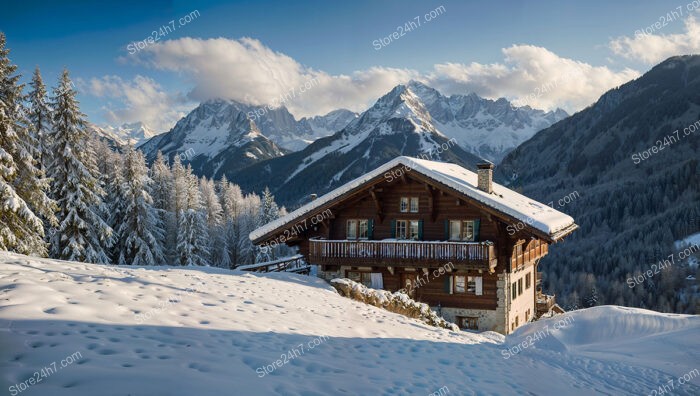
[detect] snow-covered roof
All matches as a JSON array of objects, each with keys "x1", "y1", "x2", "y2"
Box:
[{"x1": 250, "y1": 156, "x2": 577, "y2": 242}]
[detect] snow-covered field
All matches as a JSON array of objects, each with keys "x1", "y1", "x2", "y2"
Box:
[{"x1": 0, "y1": 253, "x2": 698, "y2": 396}]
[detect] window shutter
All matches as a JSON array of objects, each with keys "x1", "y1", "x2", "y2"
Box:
[
  {"x1": 368, "y1": 219, "x2": 374, "y2": 239},
  {"x1": 418, "y1": 219, "x2": 424, "y2": 240},
  {"x1": 444, "y1": 219, "x2": 449, "y2": 240},
  {"x1": 473, "y1": 219, "x2": 481, "y2": 242},
  {"x1": 390, "y1": 219, "x2": 396, "y2": 238},
  {"x1": 475, "y1": 276, "x2": 483, "y2": 296},
  {"x1": 444, "y1": 275, "x2": 452, "y2": 294}
]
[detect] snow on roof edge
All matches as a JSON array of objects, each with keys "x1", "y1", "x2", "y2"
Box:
[{"x1": 249, "y1": 156, "x2": 576, "y2": 242}]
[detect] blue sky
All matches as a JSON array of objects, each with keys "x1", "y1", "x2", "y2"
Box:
[{"x1": 2, "y1": 0, "x2": 698, "y2": 130}]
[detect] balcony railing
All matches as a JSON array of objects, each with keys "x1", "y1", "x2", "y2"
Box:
[{"x1": 308, "y1": 238, "x2": 497, "y2": 272}]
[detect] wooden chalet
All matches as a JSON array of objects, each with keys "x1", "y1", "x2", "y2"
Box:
[{"x1": 250, "y1": 156, "x2": 577, "y2": 334}]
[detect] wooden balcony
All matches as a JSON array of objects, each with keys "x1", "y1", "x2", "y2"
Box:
[{"x1": 308, "y1": 239, "x2": 497, "y2": 272}]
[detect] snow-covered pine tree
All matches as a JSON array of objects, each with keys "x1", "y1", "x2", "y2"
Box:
[
  {"x1": 94, "y1": 139, "x2": 126, "y2": 262},
  {"x1": 219, "y1": 175, "x2": 243, "y2": 268},
  {"x1": 0, "y1": 33, "x2": 55, "y2": 255},
  {"x1": 259, "y1": 187, "x2": 280, "y2": 225},
  {"x1": 236, "y1": 192, "x2": 261, "y2": 265},
  {"x1": 48, "y1": 69, "x2": 112, "y2": 263},
  {"x1": 171, "y1": 155, "x2": 188, "y2": 226},
  {"x1": 149, "y1": 151, "x2": 175, "y2": 263},
  {"x1": 27, "y1": 66, "x2": 53, "y2": 171},
  {"x1": 175, "y1": 165, "x2": 209, "y2": 266},
  {"x1": 255, "y1": 187, "x2": 280, "y2": 262},
  {"x1": 116, "y1": 147, "x2": 165, "y2": 265},
  {"x1": 200, "y1": 177, "x2": 227, "y2": 267}
]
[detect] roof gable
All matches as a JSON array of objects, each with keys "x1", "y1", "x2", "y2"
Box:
[{"x1": 250, "y1": 156, "x2": 577, "y2": 243}]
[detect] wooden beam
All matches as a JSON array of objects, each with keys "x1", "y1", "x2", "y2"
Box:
[
  {"x1": 369, "y1": 187, "x2": 384, "y2": 223},
  {"x1": 424, "y1": 184, "x2": 437, "y2": 221}
]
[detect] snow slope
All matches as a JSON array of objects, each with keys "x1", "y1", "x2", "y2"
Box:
[{"x1": 1, "y1": 252, "x2": 698, "y2": 396}]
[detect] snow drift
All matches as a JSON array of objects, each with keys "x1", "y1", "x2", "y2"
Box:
[{"x1": 0, "y1": 252, "x2": 698, "y2": 395}]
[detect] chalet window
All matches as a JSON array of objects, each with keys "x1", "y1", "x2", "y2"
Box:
[
  {"x1": 448, "y1": 220, "x2": 475, "y2": 241},
  {"x1": 518, "y1": 278, "x2": 523, "y2": 296},
  {"x1": 400, "y1": 197, "x2": 409, "y2": 212},
  {"x1": 525, "y1": 273, "x2": 531, "y2": 290},
  {"x1": 358, "y1": 220, "x2": 369, "y2": 239},
  {"x1": 396, "y1": 220, "x2": 420, "y2": 240},
  {"x1": 409, "y1": 197, "x2": 419, "y2": 213},
  {"x1": 347, "y1": 271, "x2": 383, "y2": 289},
  {"x1": 458, "y1": 316, "x2": 479, "y2": 330},
  {"x1": 452, "y1": 275, "x2": 482, "y2": 295},
  {"x1": 347, "y1": 271, "x2": 372, "y2": 287},
  {"x1": 346, "y1": 219, "x2": 369, "y2": 240},
  {"x1": 511, "y1": 282, "x2": 517, "y2": 300},
  {"x1": 400, "y1": 197, "x2": 419, "y2": 213}
]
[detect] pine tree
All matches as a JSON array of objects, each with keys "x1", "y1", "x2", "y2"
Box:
[
  {"x1": 200, "y1": 177, "x2": 227, "y2": 267},
  {"x1": 48, "y1": 69, "x2": 112, "y2": 263},
  {"x1": 256, "y1": 187, "x2": 280, "y2": 262},
  {"x1": 219, "y1": 176, "x2": 243, "y2": 268},
  {"x1": 237, "y1": 192, "x2": 261, "y2": 265},
  {"x1": 116, "y1": 147, "x2": 165, "y2": 265},
  {"x1": 149, "y1": 151, "x2": 175, "y2": 263},
  {"x1": 27, "y1": 66, "x2": 53, "y2": 171},
  {"x1": 259, "y1": 187, "x2": 280, "y2": 225},
  {"x1": 175, "y1": 165, "x2": 208, "y2": 266},
  {"x1": 0, "y1": 33, "x2": 55, "y2": 255},
  {"x1": 94, "y1": 139, "x2": 126, "y2": 262}
]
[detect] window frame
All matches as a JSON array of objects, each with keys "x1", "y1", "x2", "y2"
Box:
[
  {"x1": 396, "y1": 219, "x2": 419, "y2": 240},
  {"x1": 448, "y1": 220, "x2": 476, "y2": 241},
  {"x1": 453, "y1": 275, "x2": 481, "y2": 295},
  {"x1": 346, "y1": 270, "x2": 372, "y2": 287},
  {"x1": 346, "y1": 219, "x2": 370, "y2": 240},
  {"x1": 400, "y1": 196, "x2": 419, "y2": 213},
  {"x1": 511, "y1": 282, "x2": 517, "y2": 300},
  {"x1": 409, "y1": 197, "x2": 419, "y2": 213},
  {"x1": 400, "y1": 197, "x2": 409, "y2": 213},
  {"x1": 525, "y1": 273, "x2": 531, "y2": 290}
]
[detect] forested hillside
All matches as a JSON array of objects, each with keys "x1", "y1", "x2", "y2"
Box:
[
  {"x1": 498, "y1": 55, "x2": 700, "y2": 313},
  {"x1": 0, "y1": 34, "x2": 287, "y2": 268}
]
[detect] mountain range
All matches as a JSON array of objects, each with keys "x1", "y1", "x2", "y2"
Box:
[
  {"x1": 90, "y1": 121, "x2": 158, "y2": 146},
  {"x1": 232, "y1": 84, "x2": 487, "y2": 205},
  {"x1": 406, "y1": 81, "x2": 567, "y2": 162},
  {"x1": 137, "y1": 82, "x2": 566, "y2": 205}
]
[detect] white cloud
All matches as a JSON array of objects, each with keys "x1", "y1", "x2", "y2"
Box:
[
  {"x1": 115, "y1": 37, "x2": 639, "y2": 127},
  {"x1": 84, "y1": 75, "x2": 192, "y2": 131},
  {"x1": 609, "y1": 12, "x2": 700, "y2": 64},
  {"x1": 130, "y1": 37, "x2": 417, "y2": 117},
  {"x1": 425, "y1": 45, "x2": 640, "y2": 111}
]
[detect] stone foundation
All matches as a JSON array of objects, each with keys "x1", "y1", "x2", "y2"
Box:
[{"x1": 439, "y1": 307, "x2": 500, "y2": 332}]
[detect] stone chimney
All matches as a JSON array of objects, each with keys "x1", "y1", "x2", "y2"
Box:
[{"x1": 477, "y1": 162, "x2": 494, "y2": 194}]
